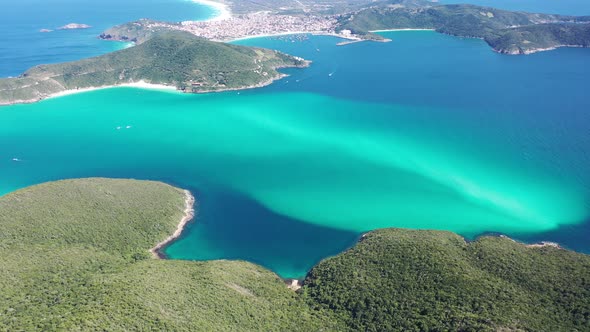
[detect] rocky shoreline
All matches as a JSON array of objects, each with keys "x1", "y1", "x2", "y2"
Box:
[
  {"x1": 495, "y1": 44, "x2": 585, "y2": 55},
  {"x1": 150, "y1": 190, "x2": 196, "y2": 259}
]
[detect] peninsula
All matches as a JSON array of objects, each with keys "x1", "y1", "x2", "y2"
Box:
[
  {"x1": 99, "y1": 13, "x2": 345, "y2": 44},
  {"x1": 99, "y1": 1, "x2": 590, "y2": 54},
  {"x1": 0, "y1": 31, "x2": 309, "y2": 105},
  {"x1": 1, "y1": 178, "x2": 588, "y2": 330},
  {"x1": 337, "y1": 3, "x2": 590, "y2": 54}
]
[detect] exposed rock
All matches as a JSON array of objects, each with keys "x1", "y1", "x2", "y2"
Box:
[{"x1": 58, "y1": 23, "x2": 92, "y2": 30}]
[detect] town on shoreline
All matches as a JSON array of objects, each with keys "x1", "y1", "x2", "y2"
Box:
[
  {"x1": 99, "y1": 0, "x2": 590, "y2": 56},
  {"x1": 100, "y1": 11, "x2": 362, "y2": 44}
]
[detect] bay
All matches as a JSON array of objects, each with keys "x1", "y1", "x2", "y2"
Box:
[{"x1": 1, "y1": 31, "x2": 589, "y2": 277}]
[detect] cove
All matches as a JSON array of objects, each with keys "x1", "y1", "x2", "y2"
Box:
[{"x1": 1, "y1": 31, "x2": 589, "y2": 278}]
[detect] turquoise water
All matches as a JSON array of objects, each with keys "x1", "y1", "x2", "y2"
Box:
[
  {"x1": 0, "y1": 0, "x2": 216, "y2": 77},
  {"x1": 1, "y1": 31, "x2": 589, "y2": 277}
]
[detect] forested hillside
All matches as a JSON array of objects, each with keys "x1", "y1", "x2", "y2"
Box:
[
  {"x1": 302, "y1": 229, "x2": 590, "y2": 331},
  {"x1": 0, "y1": 31, "x2": 308, "y2": 105},
  {"x1": 337, "y1": 4, "x2": 590, "y2": 53}
]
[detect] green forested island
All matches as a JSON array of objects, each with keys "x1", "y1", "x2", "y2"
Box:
[
  {"x1": 1, "y1": 178, "x2": 589, "y2": 331},
  {"x1": 0, "y1": 31, "x2": 308, "y2": 106},
  {"x1": 337, "y1": 3, "x2": 590, "y2": 54}
]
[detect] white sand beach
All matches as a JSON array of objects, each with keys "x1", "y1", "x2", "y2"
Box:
[
  {"x1": 191, "y1": 0, "x2": 231, "y2": 21},
  {"x1": 228, "y1": 31, "x2": 311, "y2": 42},
  {"x1": 46, "y1": 81, "x2": 179, "y2": 100},
  {"x1": 228, "y1": 31, "x2": 362, "y2": 43}
]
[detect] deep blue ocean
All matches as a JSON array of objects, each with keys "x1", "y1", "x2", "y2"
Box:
[
  {"x1": 1, "y1": 0, "x2": 588, "y2": 78},
  {"x1": 0, "y1": 0, "x2": 216, "y2": 77},
  {"x1": 1, "y1": 1, "x2": 590, "y2": 278}
]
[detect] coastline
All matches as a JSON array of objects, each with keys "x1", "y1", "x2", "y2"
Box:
[
  {"x1": 3, "y1": 65, "x2": 306, "y2": 106},
  {"x1": 495, "y1": 44, "x2": 584, "y2": 55},
  {"x1": 228, "y1": 31, "x2": 360, "y2": 43},
  {"x1": 150, "y1": 190, "x2": 196, "y2": 259},
  {"x1": 370, "y1": 28, "x2": 436, "y2": 32},
  {"x1": 228, "y1": 31, "x2": 315, "y2": 42},
  {"x1": 45, "y1": 81, "x2": 180, "y2": 101},
  {"x1": 496, "y1": 235, "x2": 563, "y2": 250},
  {"x1": 194, "y1": 73, "x2": 290, "y2": 93},
  {"x1": 190, "y1": 0, "x2": 231, "y2": 22}
]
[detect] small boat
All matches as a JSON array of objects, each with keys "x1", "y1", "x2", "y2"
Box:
[{"x1": 11, "y1": 158, "x2": 21, "y2": 162}]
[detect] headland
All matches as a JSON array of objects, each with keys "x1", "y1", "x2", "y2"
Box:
[
  {"x1": 0, "y1": 31, "x2": 309, "y2": 106},
  {"x1": 150, "y1": 190, "x2": 195, "y2": 259}
]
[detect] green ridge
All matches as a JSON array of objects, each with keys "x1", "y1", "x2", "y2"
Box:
[
  {"x1": 337, "y1": 4, "x2": 590, "y2": 53},
  {"x1": 0, "y1": 31, "x2": 308, "y2": 105},
  {"x1": 1, "y1": 179, "x2": 588, "y2": 330},
  {"x1": 0, "y1": 178, "x2": 339, "y2": 331},
  {"x1": 302, "y1": 228, "x2": 590, "y2": 331}
]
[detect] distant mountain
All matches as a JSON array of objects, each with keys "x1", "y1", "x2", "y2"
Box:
[
  {"x1": 337, "y1": 4, "x2": 590, "y2": 53},
  {"x1": 0, "y1": 31, "x2": 309, "y2": 105},
  {"x1": 488, "y1": 22, "x2": 590, "y2": 54}
]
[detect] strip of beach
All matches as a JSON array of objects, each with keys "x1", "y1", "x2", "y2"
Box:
[
  {"x1": 191, "y1": 0, "x2": 231, "y2": 22},
  {"x1": 150, "y1": 190, "x2": 196, "y2": 259},
  {"x1": 229, "y1": 31, "x2": 321, "y2": 42},
  {"x1": 45, "y1": 81, "x2": 180, "y2": 101}
]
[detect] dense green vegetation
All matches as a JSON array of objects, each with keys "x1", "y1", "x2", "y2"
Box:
[
  {"x1": 1, "y1": 179, "x2": 588, "y2": 330},
  {"x1": 99, "y1": 19, "x2": 174, "y2": 44},
  {"x1": 0, "y1": 178, "x2": 339, "y2": 331},
  {"x1": 301, "y1": 229, "x2": 590, "y2": 331},
  {"x1": 0, "y1": 31, "x2": 308, "y2": 105},
  {"x1": 337, "y1": 4, "x2": 590, "y2": 53},
  {"x1": 487, "y1": 23, "x2": 590, "y2": 54}
]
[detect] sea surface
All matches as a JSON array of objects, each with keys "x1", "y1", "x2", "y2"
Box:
[
  {"x1": 0, "y1": 0, "x2": 216, "y2": 77},
  {"x1": 1, "y1": 1, "x2": 590, "y2": 278}
]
